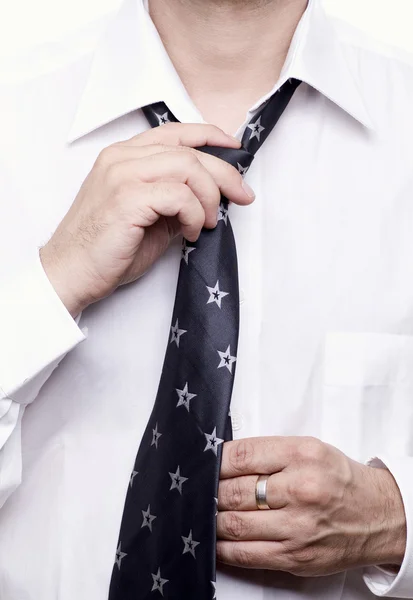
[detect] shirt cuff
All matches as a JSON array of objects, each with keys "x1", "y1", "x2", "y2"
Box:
[
  {"x1": 0, "y1": 251, "x2": 87, "y2": 405},
  {"x1": 363, "y1": 456, "x2": 413, "y2": 598}
]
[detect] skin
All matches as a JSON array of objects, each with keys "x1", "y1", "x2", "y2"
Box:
[
  {"x1": 149, "y1": 0, "x2": 308, "y2": 132},
  {"x1": 217, "y1": 438, "x2": 406, "y2": 574},
  {"x1": 40, "y1": 0, "x2": 407, "y2": 576}
]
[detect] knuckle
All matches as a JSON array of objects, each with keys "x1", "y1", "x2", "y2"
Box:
[
  {"x1": 223, "y1": 512, "x2": 247, "y2": 540},
  {"x1": 95, "y1": 145, "x2": 120, "y2": 169},
  {"x1": 181, "y1": 151, "x2": 200, "y2": 167},
  {"x1": 205, "y1": 185, "x2": 221, "y2": 208},
  {"x1": 228, "y1": 440, "x2": 255, "y2": 474},
  {"x1": 296, "y1": 476, "x2": 325, "y2": 505},
  {"x1": 178, "y1": 184, "x2": 197, "y2": 205},
  {"x1": 223, "y1": 479, "x2": 244, "y2": 511},
  {"x1": 288, "y1": 547, "x2": 317, "y2": 575},
  {"x1": 112, "y1": 181, "x2": 139, "y2": 204},
  {"x1": 296, "y1": 437, "x2": 326, "y2": 463},
  {"x1": 206, "y1": 123, "x2": 225, "y2": 135}
]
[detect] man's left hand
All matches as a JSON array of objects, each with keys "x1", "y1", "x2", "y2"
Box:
[{"x1": 217, "y1": 436, "x2": 406, "y2": 576}]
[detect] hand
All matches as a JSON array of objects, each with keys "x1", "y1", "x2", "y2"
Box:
[
  {"x1": 217, "y1": 436, "x2": 407, "y2": 576},
  {"x1": 40, "y1": 123, "x2": 254, "y2": 317}
]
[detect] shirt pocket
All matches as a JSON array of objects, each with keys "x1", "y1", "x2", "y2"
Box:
[{"x1": 320, "y1": 332, "x2": 413, "y2": 462}]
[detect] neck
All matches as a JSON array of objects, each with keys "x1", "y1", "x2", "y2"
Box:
[{"x1": 148, "y1": 0, "x2": 308, "y2": 132}]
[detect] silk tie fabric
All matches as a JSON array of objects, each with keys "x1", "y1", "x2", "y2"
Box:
[{"x1": 108, "y1": 78, "x2": 301, "y2": 600}]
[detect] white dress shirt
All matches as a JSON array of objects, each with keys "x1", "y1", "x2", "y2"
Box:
[{"x1": 1, "y1": 0, "x2": 413, "y2": 598}]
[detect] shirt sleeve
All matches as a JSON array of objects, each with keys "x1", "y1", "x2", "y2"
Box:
[
  {"x1": 363, "y1": 456, "x2": 413, "y2": 598},
  {"x1": 0, "y1": 251, "x2": 86, "y2": 507}
]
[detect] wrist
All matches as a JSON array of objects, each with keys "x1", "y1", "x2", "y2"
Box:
[{"x1": 364, "y1": 466, "x2": 406, "y2": 567}]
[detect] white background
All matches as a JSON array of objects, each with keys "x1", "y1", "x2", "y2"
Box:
[{"x1": 0, "y1": 0, "x2": 413, "y2": 59}]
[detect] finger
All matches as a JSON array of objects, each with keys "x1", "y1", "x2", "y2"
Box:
[
  {"x1": 217, "y1": 540, "x2": 288, "y2": 571},
  {"x1": 220, "y1": 437, "x2": 295, "y2": 479},
  {"x1": 121, "y1": 122, "x2": 241, "y2": 150},
  {"x1": 101, "y1": 144, "x2": 254, "y2": 208},
  {"x1": 217, "y1": 510, "x2": 287, "y2": 542},
  {"x1": 218, "y1": 473, "x2": 289, "y2": 511},
  {"x1": 127, "y1": 181, "x2": 205, "y2": 242},
  {"x1": 144, "y1": 147, "x2": 254, "y2": 207},
  {"x1": 106, "y1": 153, "x2": 221, "y2": 228}
]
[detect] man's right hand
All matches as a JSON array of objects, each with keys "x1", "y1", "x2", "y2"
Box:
[{"x1": 40, "y1": 123, "x2": 255, "y2": 318}]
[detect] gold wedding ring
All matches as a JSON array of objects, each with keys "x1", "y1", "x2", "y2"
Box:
[{"x1": 255, "y1": 474, "x2": 271, "y2": 510}]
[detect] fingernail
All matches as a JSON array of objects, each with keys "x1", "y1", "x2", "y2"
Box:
[{"x1": 242, "y1": 180, "x2": 255, "y2": 199}]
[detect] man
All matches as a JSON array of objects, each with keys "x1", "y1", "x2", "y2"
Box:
[{"x1": 1, "y1": 0, "x2": 413, "y2": 597}]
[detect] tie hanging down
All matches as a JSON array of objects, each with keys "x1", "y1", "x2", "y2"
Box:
[{"x1": 108, "y1": 78, "x2": 302, "y2": 600}]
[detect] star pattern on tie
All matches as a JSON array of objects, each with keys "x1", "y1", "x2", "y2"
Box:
[
  {"x1": 175, "y1": 382, "x2": 197, "y2": 412},
  {"x1": 181, "y1": 239, "x2": 196, "y2": 265},
  {"x1": 151, "y1": 568, "x2": 169, "y2": 596},
  {"x1": 237, "y1": 162, "x2": 249, "y2": 177},
  {"x1": 154, "y1": 111, "x2": 171, "y2": 125},
  {"x1": 247, "y1": 115, "x2": 265, "y2": 141},
  {"x1": 169, "y1": 465, "x2": 188, "y2": 495},
  {"x1": 141, "y1": 505, "x2": 157, "y2": 532},
  {"x1": 182, "y1": 530, "x2": 200, "y2": 558},
  {"x1": 217, "y1": 345, "x2": 237, "y2": 373},
  {"x1": 204, "y1": 427, "x2": 224, "y2": 456},
  {"x1": 206, "y1": 280, "x2": 229, "y2": 309},
  {"x1": 151, "y1": 423, "x2": 162, "y2": 449},
  {"x1": 115, "y1": 543, "x2": 127, "y2": 570},
  {"x1": 170, "y1": 318, "x2": 187, "y2": 347},
  {"x1": 109, "y1": 83, "x2": 303, "y2": 600},
  {"x1": 217, "y1": 202, "x2": 228, "y2": 225},
  {"x1": 129, "y1": 470, "x2": 138, "y2": 488}
]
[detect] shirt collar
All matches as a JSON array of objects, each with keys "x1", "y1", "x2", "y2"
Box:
[{"x1": 67, "y1": 0, "x2": 374, "y2": 143}]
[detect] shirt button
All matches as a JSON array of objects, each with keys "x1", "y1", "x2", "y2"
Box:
[
  {"x1": 231, "y1": 412, "x2": 244, "y2": 431},
  {"x1": 239, "y1": 288, "x2": 246, "y2": 304}
]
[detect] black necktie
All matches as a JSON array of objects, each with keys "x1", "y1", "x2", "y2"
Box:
[{"x1": 108, "y1": 78, "x2": 301, "y2": 600}]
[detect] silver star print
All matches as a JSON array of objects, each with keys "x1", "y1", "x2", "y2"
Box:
[
  {"x1": 237, "y1": 162, "x2": 249, "y2": 177},
  {"x1": 176, "y1": 382, "x2": 197, "y2": 411},
  {"x1": 170, "y1": 318, "x2": 187, "y2": 347},
  {"x1": 151, "y1": 568, "x2": 169, "y2": 596},
  {"x1": 182, "y1": 240, "x2": 196, "y2": 265},
  {"x1": 182, "y1": 529, "x2": 200, "y2": 558},
  {"x1": 247, "y1": 115, "x2": 265, "y2": 141},
  {"x1": 206, "y1": 280, "x2": 229, "y2": 309},
  {"x1": 115, "y1": 542, "x2": 127, "y2": 570},
  {"x1": 129, "y1": 470, "x2": 138, "y2": 488},
  {"x1": 151, "y1": 423, "x2": 162, "y2": 449},
  {"x1": 154, "y1": 111, "x2": 171, "y2": 125},
  {"x1": 204, "y1": 427, "x2": 224, "y2": 456},
  {"x1": 169, "y1": 465, "x2": 188, "y2": 495},
  {"x1": 141, "y1": 505, "x2": 157, "y2": 532},
  {"x1": 214, "y1": 497, "x2": 218, "y2": 516},
  {"x1": 217, "y1": 202, "x2": 228, "y2": 225},
  {"x1": 212, "y1": 581, "x2": 217, "y2": 599},
  {"x1": 217, "y1": 345, "x2": 237, "y2": 373}
]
